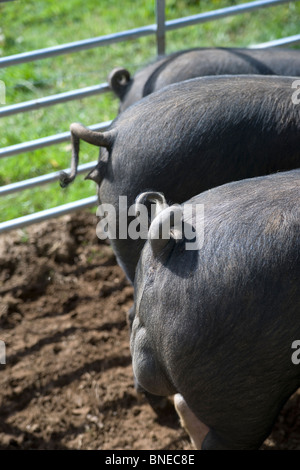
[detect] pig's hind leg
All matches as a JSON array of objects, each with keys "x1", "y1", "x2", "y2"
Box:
[{"x1": 174, "y1": 393, "x2": 209, "y2": 450}]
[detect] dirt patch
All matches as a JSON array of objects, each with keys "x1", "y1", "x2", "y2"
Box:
[{"x1": 0, "y1": 211, "x2": 299, "y2": 450}]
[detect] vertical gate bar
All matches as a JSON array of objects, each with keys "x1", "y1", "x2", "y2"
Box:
[{"x1": 156, "y1": 0, "x2": 166, "y2": 56}]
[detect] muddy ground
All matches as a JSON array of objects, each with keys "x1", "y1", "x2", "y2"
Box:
[{"x1": 0, "y1": 211, "x2": 299, "y2": 450}]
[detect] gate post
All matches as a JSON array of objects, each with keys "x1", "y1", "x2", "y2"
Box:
[{"x1": 156, "y1": 0, "x2": 166, "y2": 56}]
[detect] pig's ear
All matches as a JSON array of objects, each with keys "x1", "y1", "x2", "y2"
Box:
[
  {"x1": 60, "y1": 123, "x2": 116, "y2": 188},
  {"x1": 108, "y1": 67, "x2": 131, "y2": 98}
]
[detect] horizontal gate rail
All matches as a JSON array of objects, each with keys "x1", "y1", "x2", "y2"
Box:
[
  {"x1": 249, "y1": 33, "x2": 300, "y2": 48},
  {"x1": 0, "y1": 196, "x2": 98, "y2": 234},
  {"x1": 0, "y1": 161, "x2": 97, "y2": 196},
  {"x1": 164, "y1": 0, "x2": 293, "y2": 31},
  {"x1": 0, "y1": 83, "x2": 110, "y2": 118},
  {"x1": 0, "y1": 121, "x2": 112, "y2": 158},
  {"x1": 0, "y1": 25, "x2": 157, "y2": 68}
]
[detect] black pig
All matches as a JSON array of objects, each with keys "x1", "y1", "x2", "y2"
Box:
[
  {"x1": 130, "y1": 169, "x2": 300, "y2": 450},
  {"x1": 109, "y1": 47, "x2": 300, "y2": 111}
]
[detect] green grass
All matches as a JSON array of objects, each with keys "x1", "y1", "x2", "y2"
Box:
[{"x1": 0, "y1": 0, "x2": 299, "y2": 222}]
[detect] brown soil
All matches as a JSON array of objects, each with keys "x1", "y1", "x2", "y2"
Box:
[{"x1": 0, "y1": 211, "x2": 299, "y2": 450}]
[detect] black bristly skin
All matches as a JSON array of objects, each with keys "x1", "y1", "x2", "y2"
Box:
[{"x1": 130, "y1": 170, "x2": 300, "y2": 450}]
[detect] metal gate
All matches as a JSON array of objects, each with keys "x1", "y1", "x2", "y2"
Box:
[{"x1": 0, "y1": 0, "x2": 299, "y2": 233}]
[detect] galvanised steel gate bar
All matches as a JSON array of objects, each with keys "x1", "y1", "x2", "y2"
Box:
[
  {"x1": 0, "y1": 25, "x2": 158, "y2": 69},
  {"x1": 0, "y1": 196, "x2": 99, "y2": 233},
  {"x1": 0, "y1": 84, "x2": 110, "y2": 118},
  {"x1": 249, "y1": 33, "x2": 300, "y2": 48},
  {"x1": 0, "y1": 161, "x2": 98, "y2": 196},
  {"x1": 0, "y1": 121, "x2": 112, "y2": 158},
  {"x1": 156, "y1": 0, "x2": 166, "y2": 55}
]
